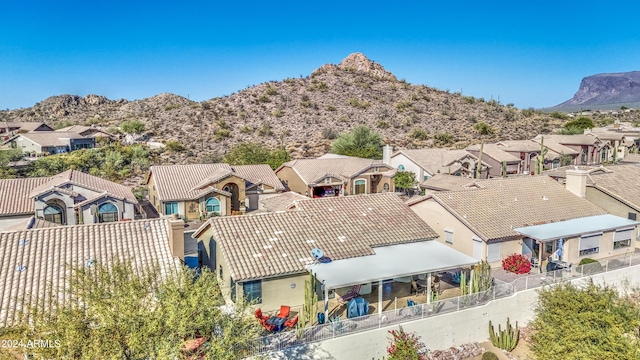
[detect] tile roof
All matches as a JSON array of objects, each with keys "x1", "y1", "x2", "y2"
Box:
[
  {"x1": 231, "y1": 164, "x2": 285, "y2": 191},
  {"x1": 11, "y1": 132, "x2": 87, "y2": 147},
  {"x1": 541, "y1": 165, "x2": 609, "y2": 184},
  {"x1": 586, "y1": 164, "x2": 640, "y2": 211},
  {"x1": 622, "y1": 153, "x2": 640, "y2": 163},
  {"x1": 259, "y1": 192, "x2": 309, "y2": 212},
  {"x1": 496, "y1": 140, "x2": 542, "y2": 152},
  {"x1": 392, "y1": 149, "x2": 489, "y2": 175},
  {"x1": 531, "y1": 137, "x2": 580, "y2": 156},
  {"x1": 0, "y1": 122, "x2": 52, "y2": 132},
  {"x1": 277, "y1": 156, "x2": 394, "y2": 185},
  {"x1": 0, "y1": 177, "x2": 51, "y2": 216},
  {"x1": 466, "y1": 143, "x2": 520, "y2": 163},
  {"x1": 149, "y1": 163, "x2": 284, "y2": 201},
  {"x1": 55, "y1": 125, "x2": 116, "y2": 138},
  {"x1": 0, "y1": 218, "x2": 179, "y2": 326},
  {"x1": 420, "y1": 174, "x2": 480, "y2": 191},
  {"x1": 1, "y1": 217, "x2": 60, "y2": 232},
  {"x1": 196, "y1": 193, "x2": 438, "y2": 281},
  {"x1": 418, "y1": 176, "x2": 606, "y2": 242},
  {"x1": 532, "y1": 134, "x2": 599, "y2": 146},
  {"x1": 28, "y1": 170, "x2": 138, "y2": 204}
]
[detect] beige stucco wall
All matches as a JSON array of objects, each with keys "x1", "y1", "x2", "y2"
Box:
[
  {"x1": 276, "y1": 166, "x2": 310, "y2": 195},
  {"x1": 585, "y1": 187, "x2": 638, "y2": 220},
  {"x1": 241, "y1": 273, "x2": 309, "y2": 313}
]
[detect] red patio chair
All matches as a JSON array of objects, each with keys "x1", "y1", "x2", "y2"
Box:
[
  {"x1": 263, "y1": 323, "x2": 275, "y2": 332},
  {"x1": 338, "y1": 284, "x2": 362, "y2": 303},
  {"x1": 276, "y1": 305, "x2": 290, "y2": 318},
  {"x1": 254, "y1": 308, "x2": 269, "y2": 323},
  {"x1": 284, "y1": 315, "x2": 298, "y2": 328}
]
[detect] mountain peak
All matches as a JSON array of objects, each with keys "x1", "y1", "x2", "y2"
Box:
[
  {"x1": 551, "y1": 71, "x2": 640, "y2": 111},
  {"x1": 313, "y1": 52, "x2": 397, "y2": 81}
]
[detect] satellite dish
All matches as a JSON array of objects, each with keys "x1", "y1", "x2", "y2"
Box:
[{"x1": 311, "y1": 248, "x2": 324, "y2": 259}]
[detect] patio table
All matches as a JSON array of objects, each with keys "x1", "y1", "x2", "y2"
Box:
[{"x1": 266, "y1": 316, "x2": 286, "y2": 332}]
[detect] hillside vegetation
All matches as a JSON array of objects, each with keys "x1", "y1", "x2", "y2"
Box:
[{"x1": 0, "y1": 53, "x2": 588, "y2": 163}]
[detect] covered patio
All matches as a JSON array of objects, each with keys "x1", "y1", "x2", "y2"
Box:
[{"x1": 307, "y1": 240, "x2": 478, "y2": 320}]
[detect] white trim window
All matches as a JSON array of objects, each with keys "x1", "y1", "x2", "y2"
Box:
[
  {"x1": 354, "y1": 179, "x2": 366, "y2": 195},
  {"x1": 444, "y1": 229, "x2": 454, "y2": 244},
  {"x1": 579, "y1": 233, "x2": 602, "y2": 256},
  {"x1": 613, "y1": 228, "x2": 633, "y2": 249}
]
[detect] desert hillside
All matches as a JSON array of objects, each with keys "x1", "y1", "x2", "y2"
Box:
[{"x1": 1, "y1": 53, "x2": 572, "y2": 163}]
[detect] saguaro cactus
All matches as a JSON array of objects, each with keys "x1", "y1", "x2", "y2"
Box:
[
  {"x1": 489, "y1": 318, "x2": 519, "y2": 351},
  {"x1": 475, "y1": 143, "x2": 484, "y2": 179},
  {"x1": 536, "y1": 137, "x2": 547, "y2": 175},
  {"x1": 302, "y1": 272, "x2": 318, "y2": 327}
]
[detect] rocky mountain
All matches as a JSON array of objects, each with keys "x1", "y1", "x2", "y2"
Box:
[
  {"x1": 1, "y1": 53, "x2": 566, "y2": 163},
  {"x1": 551, "y1": 71, "x2": 640, "y2": 112}
]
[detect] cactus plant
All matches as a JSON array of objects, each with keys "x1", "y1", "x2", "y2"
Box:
[
  {"x1": 460, "y1": 261, "x2": 492, "y2": 295},
  {"x1": 302, "y1": 272, "x2": 318, "y2": 327},
  {"x1": 535, "y1": 136, "x2": 548, "y2": 175},
  {"x1": 489, "y1": 318, "x2": 519, "y2": 351},
  {"x1": 475, "y1": 142, "x2": 484, "y2": 179}
]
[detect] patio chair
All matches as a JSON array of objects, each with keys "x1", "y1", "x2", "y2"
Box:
[
  {"x1": 338, "y1": 284, "x2": 361, "y2": 303},
  {"x1": 276, "y1": 305, "x2": 290, "y2": 318},
  {"x1": 254, "y1": 308, "x2": 269, "y2": 323},
  {"x1": 410, "y1": 280, "x2": 424, "y2": 296},
  {"x1": 284, "y1": 315, "x2": 298, "y2": 328}
]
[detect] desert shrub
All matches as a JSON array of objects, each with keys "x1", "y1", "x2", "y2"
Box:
[
  {"x1": 330, "y1": 125, "x2": 382, "y2": 159},
  {"x1": 239, "y1": 125, "x2": 252, "y2": 134},
  {"x1": 504, "y1": 110, "x2": 517, "y2": 121},
  {"x1": 395, "y1": 100, "x2": 413, "y2": 112},
  {"x1": 410, "y1": 128, "x2": 429, "y2": 140},
  {"x1": 215, "y1": 129, "x2": 231, "y2": 140},
  {"x1": 272, "y1": 109, "x2": 283, "y2": 118},
  {"x1": 120, "y1": 119, "x2": 145, "y2": 134},
  {"x1": 482, "y1": 351, "x2": 499, "y2": 360},
  {"x1": 376, "y1": 120, "x2": 390, "y2": 129},
  {"x1": 265, "y1": 86, "x2": 278, "y2": 95},
  {"x1": 326, "y1": 105, "x2": 337, "y2": 111},
  {"x1": 164, "y1": 140, "x2": 184, "y2": 152},
  {"x1": 557, "y1": 125, "x2": 584, "y2": 135},
  {"x1": 163, "y1": 104, "x2": 180, "y2": 111},
  {"x1": 564, "y1": 116, "x2": 594, "y2": 130},
  {"x1": 347, "y1": 98, "x2": 370, "y2": 109},
  {"x1": 549, "y1": 111, "x2": 568, "y2": 120},
  {"x1": 257, "y1": 95, "x2": 270, "y2": 103},
  {"x1": 386, "y1": 326, "x2": 428, "y2": 360},
  {"x1": 502, "y1": 253, "x2": 531, "y2": 274},
  {"x1": 257, "y1": 122, "x2": 272, "y2": 136},
  {"x1": 433, "y1": 132, "x2": 453, "y2": 145},
  {"x1": 321, "y1": 128, "x2": 338, "y2": 140},
  {"x1": 473, "y1": 121, "x2": 495, "y2": 135}
]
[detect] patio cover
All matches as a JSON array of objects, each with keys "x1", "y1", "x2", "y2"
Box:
[
  {"x1": 514, "y1": 214, "x2": 640, "y2": 242},
  {"x1": 307, "y1": 241, "x2": 478, "y2": 289}
]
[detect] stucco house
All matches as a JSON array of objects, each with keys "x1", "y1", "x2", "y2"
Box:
[
  {"x1": 0, "y1": 122, "x2": 53, "y2": 137},
  {"x1": 532, "y1": 134, "x2": 606, "y2": 166},
  {"x1": 275, "y1": 154, "x2": 396, "y2": 198},
  {"x1": 408, "y1": 176, "x2": 637, "y2": 269},
  {"x1": 147, "y1": 163, "x2": 285, "y2": 219},
  {"x1": 5, "y1": 131, "x2": 95, "y2": 156},
  {"x1": 0, "y1": 217, "x2": 184, "y2": 326},
  {"x1": 0, "y1": 169, "x2": 142, "y2": 230},
  {"x1": 192, "y1": 193, "x2": 477, "y2": 315},
  {"x1": 388, "y1": 148, "x2": 490, "y2": 182},
  {"x1": 56, "y1": 125, "x2": 118, "y2": 141},
  {"x1": 466, "y1": 143, "x2": 521, "y2": 177}
]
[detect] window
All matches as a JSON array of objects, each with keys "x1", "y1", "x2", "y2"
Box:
[
  {"x1": 487, "y1": 243, "x2": 501, "y2": 262},
  {"x1": 444, "y1": 229, "x2": 454, "y2": 244},
  {"x1": 383, "y1": 183, "x2": 389, "y2": 192},
  {"x1": 98, "y1": 203, "x2": 118, "y2": 223},
  {"x1": 579, "y1": 233, "x2": 601, "y2": 256},
  {"x1": 43, "y1": 204, "x2": 64, "y2": 224},
  {"x1": 423, "y1": 175, "x2": 431, "y2": 181},
  {"x1": 354, "y1": 179, "x2": 366, "y2": 195},
  {"x1": 205, "y1": 197, "x2": 220, "y2": 213},
  {"x1": 165, "y1": 202, "x2": 178, "y2": 215},
  {"x1": 398, "y1": 165, "x2": 405, "y2": 171},
  {"x1": 628, "y1": 213, "x2": 637, "y2": 221},
  {"x1": 614, "y1": 228, "x2": 633, "y2": 249},
  {"x1": 243, "y1": 280, "x2": 262, "y2": 303}
]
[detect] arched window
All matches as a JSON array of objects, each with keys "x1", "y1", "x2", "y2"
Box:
[
  {"x1": 354, "y1": 179, "x2": 366, "y2": 195},
  {"x1": 398, "y1": 165, "x2": 405, "y2": 171},
  {"x1": 205, "y1": 197, "x2": 220, "y2": 213},
  {"x1": 98, "y1": 203, "x2": 118, "y2": 223},
  {"x1": 44, "y1": 205, "x2": 64, "y2": 224}
]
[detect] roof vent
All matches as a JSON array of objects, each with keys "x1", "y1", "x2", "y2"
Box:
[
  {"x1": 463, "y1": 214, "x2": 467, "y2": 218},
  {"x1": 253, "y1": 253, "x2": 263, "y2": 258},
  {"x1": 362, "y1": 213, "x2": 367, "y2": 216},
  {"x1": 274, "y1": 231, "x2": 283, "y2": 235},
  {"x1": 368, "y1": 208, "x2": 373, "y2": 211},
  {"x1": 16, "y1": 265, "x2": 27, "y2": 272},
  {"x1": 338, "y1": 236, "x2": 346, "y2": 242},
  {"x1": 18, "y1": 239, "x2": 29, "y2": 246},
  {"x1": 514, "y1": 197, "x2": 518, "y2": 201},
  {"x1": 268, "y1": 238, "x2": 279, "y2": 242},
  {"x1": 282, "y1": 253, "x2": 288, "y2": 258},
  {"x1": 328, "y1": 208, "x2": 333, "y2": 212},
  {"x1": 542, "y1": 196, "x2": 549, "y2": 201},
  {"x1": 263, "y1": 244, "x2": 273, "y2": 249},
  {"x1": 255, "y1": 230, "x2": 260, "y2": 234},
  {"x1": 306, "y1": 239, "x2": 315, "y2": 244},
  {"x1": 85, "y1": 259, "x2": 96, "y2": 267}
]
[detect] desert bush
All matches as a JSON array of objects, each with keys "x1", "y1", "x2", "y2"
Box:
[
  {"x1": 120, "y1": 119, "x2": 145, "y2": 134},
  {"x1": 321, "y1": 128, "x2": 339, "y2": 140},
  {"x1": 165, "y1": 140, "x2": 184, "y2": 152},
  {"x1": 474, "y1": 121, "x2": 495, "y2": 135},
  {"x1": 395, "y1": 100, "x2": 413, "y2": 112},
  {"x1": 257, "y1": 122, "x2": 272, "y2": 136},
  {"x1": 410, "y1": 128, "x2": 429, "y2": 140},
  {"x1": 433, "y1": 132, "x2": 453, "y2": 145},
  {"x1": 376, "y1": 120, "x2": 390, "y2": 129},
  {"x1": 326, "y1": 105, "x2": 337, "y2": 111},
  {"x1": 330, "y1": 125, "x2": 381, "y2": 159},
  {"x1": 257, "y1": 95, "x2": 271, "y2": 103},
  {"x1": 215, "y1": 129, "x2": 231, "y2": 140},
  {"x1": 482, "y1": 352, "x2": 499, "y2": 360},
  {"x1": 272, "y1": 109, "x2": 284, "y2": 118},
  {"x1": 163, "y1": 104, "x2": 181, "y2": 111},
  {"x1": 549, "y1": 111, "x2": 568, "y2": 120},
  {"x1": 265, "y1": 86, "x2": 278, "y2": 95},
  {"x1": 347, "y1": 98, "x2": 370, "y2": 109},
  {"x1": 385, "y1": 326, "x2": 428, "y2": 360}
]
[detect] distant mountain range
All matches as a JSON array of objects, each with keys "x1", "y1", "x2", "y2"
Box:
[{"x1": 549, "y1": 71, "x2": 640, "y2": 112}]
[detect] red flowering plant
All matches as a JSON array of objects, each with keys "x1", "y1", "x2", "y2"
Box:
[
  {"x1": 502, "y1": 253, "x2": 532, "y2": 274},
  {"x1": 386, "y1": 326, "x2": 428, "y2": 360}
]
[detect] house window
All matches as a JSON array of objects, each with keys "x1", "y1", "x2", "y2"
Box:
[
  {"x1": 383, "y1": 183, "x2": 389, "y2": 192},
  {"x1": 98, "y1": 203, "x2": 118, "y2": 223},
  {"x1": 579, "y1": 233, "x2": 601, "y2": 256},
  {"x1": 43, "y1": 204, "x2": 64, "y2": 224},
  {"x1": 243, "y1": 280, "x2": 262, "y2": 304},
  {"x1": 614, "y1": 228, "x2": 633, "y2": 249},
  {"x1": 165, "y1": 202, "x2": 178, "y2": 215},
  {"x1": 424, "y1": 175, "x2": 431, "y2": 181},
  {"x1": 398, "y1": 165, "x2": 405, "y2": 171},
  {"x1": 444, "y1": 229, "x2": 454, "y2": 244},
  {"x1": 487, "y1": 243, "x2": 501, "y2": 262},
  {"x1": 205, "y1": 197, "x2": 220, "y2": 213},
  {"x1": 354, "y1": 179, "x2": 366, "y2": 195},
  {"x1": 628, "y1": 213, "x2": 637, "y2": 221}
]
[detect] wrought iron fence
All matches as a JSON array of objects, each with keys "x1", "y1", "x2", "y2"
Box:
[{"x1": 241, "y1": 252, "x2": 639, "y2": 356}]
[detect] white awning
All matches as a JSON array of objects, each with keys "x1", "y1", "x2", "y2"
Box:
[
  {"x1": 514, "y1": 214, "x2": 639, "y2": 242},
  {"x1": 306, "y1": 241, "x2": 478, "y2": 289}
]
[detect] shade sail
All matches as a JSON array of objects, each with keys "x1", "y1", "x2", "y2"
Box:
[
  {"x1": 307, "y1": 240, "x2": 478, "y2": 289},
  {"x1": 514, "y1": 214, "x2": 639, "y2": 242}
]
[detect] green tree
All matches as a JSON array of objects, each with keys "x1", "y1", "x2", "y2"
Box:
[
  {"x1": 330, "y1": 125, "x2": 382, "y2": 159},
  {"x1": 224, "y1": 142, "x2": 290, "y2": 170},
  {"x1": 120, "y1": 119, "x2": 146, "y2": 135},
  {"x1": 530, "y1": 281, "x2": 640, "y2": 360},
  {"x1": 563, "y1": 116, "x2": 594, "y2": 131},
  {"x1": 557, "y1": 125, "x2": 584, "y2": 135},
  {"x1": 0, "y1": 149, "x2": 24, "y2": 178},
  {"x1": 473, "y1": 122, "x2": 495, "y2": 135},
  {"x1": 17, "y1": 260, "x2": 261, "y2": 359},
  {"x1": 393, "y1": 171, "x2": 417, "y2": 195}
]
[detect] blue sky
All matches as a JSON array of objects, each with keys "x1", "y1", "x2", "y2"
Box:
[{"x1": 2, "y1": 1, "x2": 639, "y2": 110}]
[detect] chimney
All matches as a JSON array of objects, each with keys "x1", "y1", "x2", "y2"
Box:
[
  {"x1": 167, "y1": 215, "x2": 185, "y2": 261},
  {"x1": 565, "y1": 168, "x2": 589, "y2": 198},
  {"x1": 382, "y1": 145, "x2": 393, "y2": 165},
  {"x1": 614, "y1": 120, "x2": 620, "y2": 128}
]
